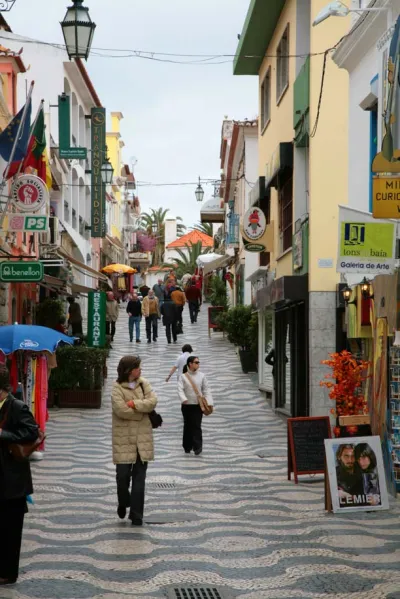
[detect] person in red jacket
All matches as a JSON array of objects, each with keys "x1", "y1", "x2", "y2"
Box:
[{"x1": 185, "y1": 281, "x2": 202, "y2": 324}]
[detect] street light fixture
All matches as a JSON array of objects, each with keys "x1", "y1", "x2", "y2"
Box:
[
  {"x1": 101, "y1": 157, "x2": 114, "y2": 185},
  {"x1": 61, "y1": 0, "x2": 96, "y2": 61},
  {"x1": 195, "y1": 176, "x2": 204, "y2": 202},
  {"x1": 342, "y1": 285, "x2": 352, "y2": 304},
  {"x1": 151, "y1": 222, "x2": 158, "y2": 234},
  {"x1": 313, "y1": 1, "x2": 387, "y2": 26}
]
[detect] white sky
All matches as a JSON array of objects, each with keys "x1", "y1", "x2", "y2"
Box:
[{"x1": 6, "y1": 0, "x2": 258, "y2": 228}]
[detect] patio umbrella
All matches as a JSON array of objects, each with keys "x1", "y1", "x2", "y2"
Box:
[
  {"x1": 101, "y1": 264, "x2": 136, "y2": 275},
  {"x1": 0, "y1": 325, "x2": 75, "y2": 355}
]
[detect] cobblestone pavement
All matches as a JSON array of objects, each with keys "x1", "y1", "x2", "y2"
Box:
[{"x1": 4, "y1": 306, "x2": 400, "y2": 599}]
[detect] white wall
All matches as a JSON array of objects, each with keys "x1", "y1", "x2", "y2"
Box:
[
  {"x1": 244, "y1": 133, "x2": 259, "y2": 305},
  {"x1": 164, "y1": 218, "x2": 177, "y2": 249},
  {"x1": 164, "y1": 246, "x2": 189, "y2": 264}
]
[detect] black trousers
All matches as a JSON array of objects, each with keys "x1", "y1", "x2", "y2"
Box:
[
  {"x1": 177, "y1": 306, "x2": 184, "y2": 327},
  {"x1": 188, "y1": 301, "x2": 199, "y2": 323},
  {"x1": 166, "y1": 322, "x2": 177, "y2": 343},
  {"x1": 181, "y1": 404, "x2": 203, "y2": 452},
  {"x1": 145, "y1": 314, "x2": 158, "y2": 341},
  {"x1": 0, "y1": 497, "x2": 26, "y2": 581},
  {"x1": 106, "y1": 321, "x2": 116, "y2": 339},
  {"x1": 116, "y1": 457, "x2": 148, "y2": 521}
]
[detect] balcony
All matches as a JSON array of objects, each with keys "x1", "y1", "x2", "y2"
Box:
[{"x1": 227, "y1": 213, "x2": 240, "y2": 247}]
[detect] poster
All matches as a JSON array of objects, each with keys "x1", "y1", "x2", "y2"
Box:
[{"x1": 325, "y1": 436, "x2": 389, "y2": 513}]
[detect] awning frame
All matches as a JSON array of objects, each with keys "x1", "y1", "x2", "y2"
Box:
[{"x1": 57, "y1": 248, "x2": 108, "y2": 282}]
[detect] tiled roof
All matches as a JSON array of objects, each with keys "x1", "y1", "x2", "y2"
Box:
[
  {"x1": 148, "y1": 266, "x2": 172, "y2": 272},
  {"x1": 166, "y1": 230, "x2": 213, "y2": 249}
]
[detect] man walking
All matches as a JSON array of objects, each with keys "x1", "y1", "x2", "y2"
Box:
[
  {"x1": 153, "y1": 279, "x2": 165, "y2": 307},
  {"x1": 142, "y1": 289, "x2": 160, "y2": 343},
  {"x1": 105, "y1": 292, "x2": 119, "y2": 342},
  {"x1": 126, "y1": 293, "x2": 142, "y2": 343},
  {"x1": 160, "y1": 296, "x2": 178, "y2": 344},
  {"x1": 171, "y1": 286, "x2": 186, "y2": 333},
  {"x1": 185, "y1": 280, "x2": 202, "y2": 324},
  {"x1": 67, "y1": 297, "x2": 83, "y2": 336}
]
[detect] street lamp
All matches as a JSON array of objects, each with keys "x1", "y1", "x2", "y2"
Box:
[
  {"x1": 101, "y1": 158, "x2": 114, "y2": 185},
  {"x1": 342, "y1": 285, "x2": 352, "y2": 304},
  {"x1": 61, "y1": 0, "x2": 96, "y2": 61},
  {"x1": 151, "y1": 222, "x2": 158, "y2": 235},
  {"x1": 195, "y1": 176, "x2": 204, "y2": 202},
  {"x1": 313, "y1": 1, "x2": 387, "y2": 27}
]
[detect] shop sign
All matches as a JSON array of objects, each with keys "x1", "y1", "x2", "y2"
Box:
[
  {"x1": 293, "y1": 229, "x2": 303, "y2": 270},
  {"x1": 11, "y1": 175, "x2": 48, "y2": 212},
  {"x1": 0, "y1": 1, "x2": 17, "y2": 11},
  {"x1": 243, "y1": 207, "x2": 266, "y2": 240},
  {"x1": 91, "y1": 107, "x2": 106, "y2": 238},
  {"x1": 337, "y1": 221, "x2": 396, "y2": 274},
  {"x1": 87, "y1": 291, "x2": 106, "y2": 347},
  {"x1": 372, "y1": 176, "x2": 400, "y2": 218},
  {"x1": 0, "y1": 261, "x2": 44, "y2": 282},
  {"x1": 6, "y1": 214, "x2": 48, "y2": 232},
  {"x1": 58, "y1": 94, "x2": 87, "y2": 160}
]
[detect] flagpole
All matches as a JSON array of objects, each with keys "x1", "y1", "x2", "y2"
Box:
[
  {"x1": 0, "y1": 80, "x2": 35, "y2": 225},
  {"x1": 15, "y1": 98, "x2": 44, "y2": 179}
]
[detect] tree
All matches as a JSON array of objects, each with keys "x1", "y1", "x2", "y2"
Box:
[
  {"x1": 164, "y1": 241, "x2": 210, "y2": 279},
  {"x1": 192, "y1": 222, "x2": 213, "y2": 237},
  {"x1": 138, "y1": 208, "x2": 186, "y2": 265}
]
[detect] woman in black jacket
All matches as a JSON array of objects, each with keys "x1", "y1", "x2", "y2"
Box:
[{"x1": 0, "y1": 365, "x2": 39, "y2": 585}]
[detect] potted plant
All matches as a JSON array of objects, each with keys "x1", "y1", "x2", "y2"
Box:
[
  {"x1": 49, "y1": 346, "x2": 109, "y2": 408},
  {"x1": 217, "y1": 305, "x2": 258, "y2": 373},
  {"x1": 320, "y1": 350, "x2": 370, "y2": 437},
  {"x1": 36, "y1": 298, "x2": 65, "y2": 330}
]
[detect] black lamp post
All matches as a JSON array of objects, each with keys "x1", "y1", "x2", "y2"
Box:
[
  {"x1": 61, "y1": 0, "x2": 96, "y2": 61},
  {"x1": 195, "y1": 176, "x2": 204, "y2": 202}
]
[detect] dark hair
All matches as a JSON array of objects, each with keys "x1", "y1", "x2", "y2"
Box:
[
  {"x1": 182, "y1": 344, "x2": 193, "y2": 353},
  {"x1": 0, "y1": 365, "x2": 11, "y2": 392},
  {"x1": 336, "y1": 444, "x2": 354, "y2": 462},
  {"x1": 187, "y1": 356, "x2": 199, "y2": 368},
  {"x1": 354, "y1": 443, "x2": 377, "y2": 470},
  {"x1": 117, "y1": 355, "x2": 141, "y2": 384},
  {"x1": 67, "y1": 297, "x2": 75, "y2": 303}
]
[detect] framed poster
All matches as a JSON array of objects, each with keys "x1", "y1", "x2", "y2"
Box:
[{"x1": 325, "y1": 436, "x2": 389, "y2": 513}]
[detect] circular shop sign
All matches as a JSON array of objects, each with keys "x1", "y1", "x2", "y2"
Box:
[
  {"x1": 243, "y1": 207, "x2": 266, "y2": 241},
  {"x1": 11, "y1": 175, "x2": 49, "y2": 213}
]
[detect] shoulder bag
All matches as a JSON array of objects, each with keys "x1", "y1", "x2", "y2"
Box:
[
  {"x1": 0, "y1": 400, "x2": 45, "y2": 461},
  {"x1": 139, "y1": 383, "x2": 163, "y2": 429},
  {"x1": 184, "y1": 373, "x2": 213, "y2": 416}
]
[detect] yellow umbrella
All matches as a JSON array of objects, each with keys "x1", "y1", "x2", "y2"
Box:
[{"x1": 101, "y1": 264, "x2": 137, "y2": 275}]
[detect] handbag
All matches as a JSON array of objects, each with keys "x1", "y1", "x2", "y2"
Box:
[
  {"x1": 139, "y1": 383, "x2": 163, "y2": 429},
  {"x1": 184, "y1": 373, "x2": 213, "y2": 416},
  {"x1": 0, "y1": 399, "x2": 45, "y2": 461}
]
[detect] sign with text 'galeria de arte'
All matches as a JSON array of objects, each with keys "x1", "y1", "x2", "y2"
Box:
[
  {"x1": 87, "y1": 291, "x2": 106, "y2": 347},
  {"x1": 91, "y1": 107, "x2": 106, "y2": 238},
  {"x1": 337, "y1": 221, "x2": 396, "y2": 274}
]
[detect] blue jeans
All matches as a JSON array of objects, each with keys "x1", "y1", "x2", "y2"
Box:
[{"x1": 129, "y1": 316, "x2": 141, "y2": 341}]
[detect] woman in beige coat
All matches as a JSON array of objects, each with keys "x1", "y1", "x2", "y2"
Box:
[{"x1": 112, "y1": 355, "x2": 157, "y2": 525}]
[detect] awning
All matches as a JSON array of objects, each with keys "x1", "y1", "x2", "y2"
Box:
[
  {"x1": 196, "y1": 253, "x2": 231, "y2": 275},
  {"x1": 249, "y1": 177, "x2": 269, "y2": 207},
  {"x1": 106, "y1": 234, "x2": 124, "y2": 250},
  {"x1": 245, "y1": 266, "x2": 269, "y2": 283},
  {"x1": 200, "y1": 197, "x2": 225, "y2": 223},
  {"x1": 264, "y1": 274, "x2": 308, "y2": 307},
  {"x1": 39, "y1": 274, "x2": 71, "y2": 295},
  {"x1": 265, "y1": 142, "x2": 293, "y2": 189},
  {"x1": 71, "y1": 282, "x2": 97, "y2": 296},
  {"x1": 57, "y1": 248, "x2": 108, "y2": 282}
]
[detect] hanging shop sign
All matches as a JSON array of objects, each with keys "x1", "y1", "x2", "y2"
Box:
[
  {"x1": 337, "y1": 221, "x2": 396, "y2": 274},
  {"x1": 5, "y1": 214, "x2": 48, "y2": 232},
  {"x1": 0, "y1": 261, "x2": 44, "y2": 282},
  {"x1": 11, "y1": 175, "x2": 48, "y2": 213},
  {"x1": 91, "y1": 107, "x2": 106, "y2": 238},
  {"x1": 372, "y1": 176, "x2": 400, "y2": 218},
  {"x1": 87, "y1": 291, "x2": 106, "y2": 347},
  {"x1": 58, "y1": 94, "x2": 87, "y2": 160},
  {"x1": 293, "y1": 229, "x2": 303, "y2": 270},
  {"x1": 241, "y1": 209, "x2": 273, "y2": 253}
]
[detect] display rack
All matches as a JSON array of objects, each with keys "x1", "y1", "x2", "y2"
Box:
[{"x1": 389, "y1": 347, "x2": 400, "y2": 490}]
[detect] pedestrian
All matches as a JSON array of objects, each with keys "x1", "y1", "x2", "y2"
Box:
[
  {"x1": 152, "y1": 278, "x2": 165, "y2": 307},
  {"x1": 178, "y1": 356, "x2": 213, "y2": 455},
  {"x1": 141, "y1": 289, "x2": 160, "y2": 343},
  {"x1": 165, "y1": 344, "x2": 193, "y2": 383},
  {"x1": 185, "y1": 280, "x2": 202, "y2": 324},
  {"x1": 106, "y1": 292, "x2": 119, "y2": 342},
  {"x1": 160, "y1": 296, "x2": 179, "y2": 344},
  {"x1": 67, "y1": 297, "x2": 83, "y2": 336},
  {"x1": 112, "y1": 356, "x2": 157, "y2": 526},
  {"x1": 0, "y1": 365, "x2": 39, "y2": 585},
  {"x1": 126, "y1": 292, "x2": 142, "y2": 343},
  {"x1": 171, "y1": 286, "x2": 186, "y2": 333}
]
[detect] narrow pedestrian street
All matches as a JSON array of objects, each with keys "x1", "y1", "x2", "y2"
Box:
[{"x1": 4, "y1": 307, "x2": 400, "y2": 599}]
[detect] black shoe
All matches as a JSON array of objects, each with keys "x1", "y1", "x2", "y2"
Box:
[
  {"x1": 194, "y1": 448, "x2": 202, "y2": 456},
  {"x1": 136, "y1": 339, "x2": 141, "y2": 343},
  {"x1": 153, "y1": 338, "x2": 157, "y2": 342},
  {"x1": 0, "y1": 578, "x2": 17, "y2": 586},
  {"x1": 131, "y1": 518, "x2": 143, "y2": 526},
  {"x1": 117, "y1": 506, "x2": 127, "y2": 519},
  {"x1": 130, "y1": 339, "x2": 133, "y2": 343},
  {"x1": 147, "y1": 339, "x2": 151, "y2": 343},
  {"x1": 167, "y1": 341, "x2": 171, "y2": 344},
  {"x1": 185, "y1": 450, "x2": 191, "y2": 454}
]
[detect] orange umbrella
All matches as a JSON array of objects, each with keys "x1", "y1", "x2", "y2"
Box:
[{"x1": 101, "y1": 264, "x2": 137, "y2": 275}]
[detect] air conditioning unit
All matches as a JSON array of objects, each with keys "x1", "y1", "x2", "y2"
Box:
[{"x1": 39, "y1": 216, "x2": 61, "y2": 246}]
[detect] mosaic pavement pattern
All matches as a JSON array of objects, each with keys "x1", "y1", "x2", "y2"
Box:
[{"x1": 3, "y1": 306, "x2": 400, "y2": 599}]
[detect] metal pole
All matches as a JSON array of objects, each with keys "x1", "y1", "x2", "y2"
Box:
[{"x1": 0, "y1": 81, "x2": 35, "y2": 225}]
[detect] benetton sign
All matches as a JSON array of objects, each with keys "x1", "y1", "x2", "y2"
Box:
[
  {"x1": 87, "y1": 291, "x2": 106, "y2": 347},
  {"x1": 0, "y1": 261, "x2": 44, "y2": 282},
  {"x1": 91, "y1": 107, "x2": 106, "y2": 238}
]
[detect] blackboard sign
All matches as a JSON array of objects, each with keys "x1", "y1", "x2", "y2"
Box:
[{"x1": 288, "y1": 416, "x2": 331, "y2": 484}]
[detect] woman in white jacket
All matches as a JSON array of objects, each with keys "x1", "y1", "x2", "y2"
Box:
[{"x1": 177, "y1": 355, "x2": 213, "y2": 455}]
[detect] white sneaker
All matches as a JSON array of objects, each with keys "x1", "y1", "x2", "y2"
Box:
[{"x1": 30, "y1": 451, "x2": 44, "y2": 461}]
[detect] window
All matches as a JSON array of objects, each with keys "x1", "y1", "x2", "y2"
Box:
[
  {"x1": 279, "y1": 172, "x2": 293, "y2": 252},
  {"x1": 276, "y1": 26, "x2": 289, "y2": 102},
  {"x1": 261, "y1": 68, "x2": 271, "y2": 131}
]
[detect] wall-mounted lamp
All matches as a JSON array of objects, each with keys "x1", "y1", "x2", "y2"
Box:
[
  {"x1": 360, "y1": 277, "x2": 373, "y2": 299},
  {"x1": 342, "y1": 285, "x2": 352, "y2": 304}
]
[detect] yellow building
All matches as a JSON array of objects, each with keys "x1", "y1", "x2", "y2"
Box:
[
  {"x1": 106, "y1": 111, "x2": 125, "y2": 241},
  {"x1": 234, "y1": 0, "x2": 350, "y2": 417}
]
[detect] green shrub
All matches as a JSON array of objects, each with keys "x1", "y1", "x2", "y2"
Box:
[
  {"x1": 49, "y1": 346, "x2": 108, "y2": 391},
  {"x1": 36, "y1": 299, "x2": 65, "y2": 330},
  {"x1": 208, "y1": 275, "x2": 229, "y2": 309}
]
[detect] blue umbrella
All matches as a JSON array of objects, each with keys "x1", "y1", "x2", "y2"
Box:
[{"x1": 0, "y1": 324, "x2": 75, "y2": 355}]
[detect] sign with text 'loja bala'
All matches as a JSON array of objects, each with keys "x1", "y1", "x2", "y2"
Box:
[{"x1": 87, "y1": 291, "x2": 106, "y2": 347}]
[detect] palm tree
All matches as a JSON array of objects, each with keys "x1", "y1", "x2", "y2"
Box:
[
  {"x1": 164, "y1": 241, "x2": 211, "y2": 279},
  {"x1": 191, "y1": 222, "x2": 213, "y2": 237},
  {"x1": 138, "y1": 208, "x2": 186, "y2": 265}
]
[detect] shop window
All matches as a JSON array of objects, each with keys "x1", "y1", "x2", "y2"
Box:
[
  {"x1": 279, "y1": 171, "x2": 293, "y2": 253},
  {"x1": 277, "y1": 26, "x2": 289, "y2": 102},
  {"x1": 261, "y1": 67, "x2": 271, "y2": 132}
]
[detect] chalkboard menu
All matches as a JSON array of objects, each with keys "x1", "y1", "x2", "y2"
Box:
[
  {"x1": 288, "y1": 417, "x2": 331, "y2": 484},
  {"x1": 208, "y1": 306, "x2": 224, "y2": 330}
]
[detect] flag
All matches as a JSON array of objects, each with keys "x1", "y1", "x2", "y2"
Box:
[
  {"x1": 6, "y1": 106, "x2": 52, "y2": 189},
  {"x1": 0, "y1": 102, "x2": 32, "y2": 162}
]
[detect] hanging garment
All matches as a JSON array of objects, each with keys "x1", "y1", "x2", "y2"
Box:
[
  {"x1": 9, "y1": 353, "x2": 18, "y2": 394},
  {"x1": 25, "y1": 356, "x2": 33, "y2": 412},
  {"x1": 35, "y1": 355, "x2": 47, "y2": 451},
  {"x1": 30, "y1": 357, "x2": 37, "y2": 418}
]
